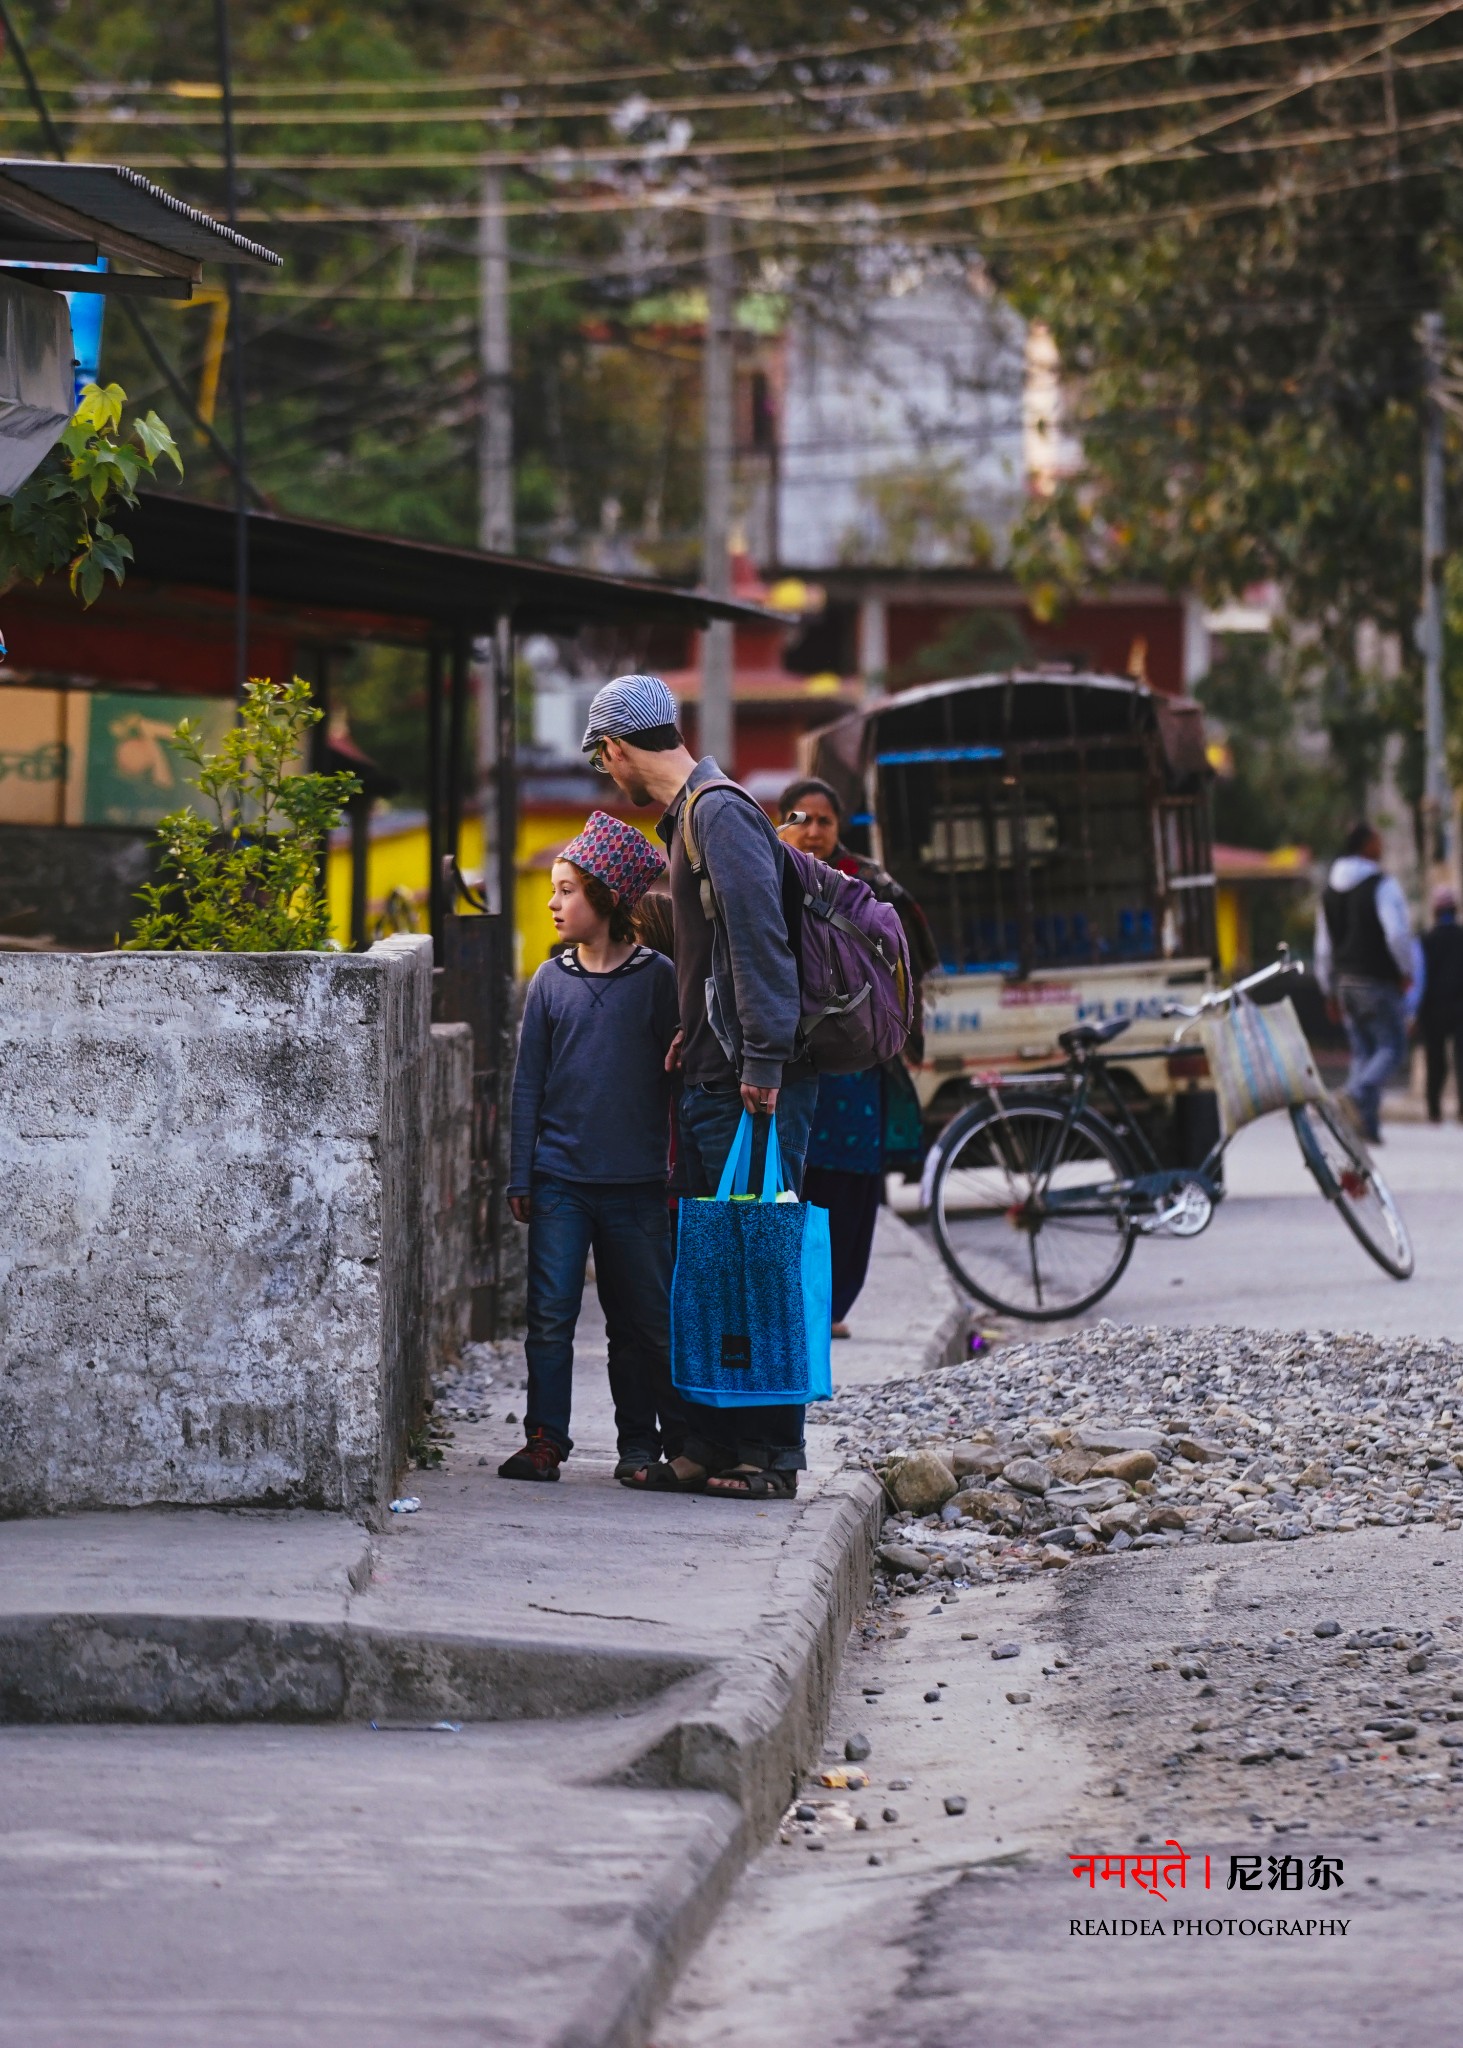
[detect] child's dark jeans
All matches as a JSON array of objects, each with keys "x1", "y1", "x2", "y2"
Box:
[{"x1": 524, "y1": 1178, "x2": 684, "y2": 1461}]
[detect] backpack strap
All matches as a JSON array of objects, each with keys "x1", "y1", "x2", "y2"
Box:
[
  {"x1": 680, "y1": 775, "x2": 777, "y2": 922},
  {"x1": 798, "y1": 861, "x2": 897, "y2": 970}
]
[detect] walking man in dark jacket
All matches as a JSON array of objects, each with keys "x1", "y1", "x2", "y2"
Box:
[
  {"x1": 1420, "y1": 884, "x2": 1463, "y2": 1123},
  {"x1": 1314, "y1": 822, "x2": 1413, "y2": 1145},
  {"x1": 584, "y1": 672, "x2": 818, "y2": 1500}
]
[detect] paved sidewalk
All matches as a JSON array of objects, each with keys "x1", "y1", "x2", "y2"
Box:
[{"x1": 0, "y1": 1211, "x2": 964, "y2": 2048}]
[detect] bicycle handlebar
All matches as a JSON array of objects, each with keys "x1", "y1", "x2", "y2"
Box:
[{"x1": 1161, "y1": 945, "x2": 1303, "y2": 1023}]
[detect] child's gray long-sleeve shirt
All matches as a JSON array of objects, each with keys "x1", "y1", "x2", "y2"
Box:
[{"x1": 508, "y1": 945, "x2": 679, "y2": 1194}]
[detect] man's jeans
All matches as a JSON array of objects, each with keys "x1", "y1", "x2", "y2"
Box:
[
  {"x1": 675, "y1": 1077, "x2": 820, "y2": 1474},
  {"x1": 1338, "y1": 978, "x2": 1409, "y2": 1141},
  {"x1": 524, "y1": 1179, "x2": 684, "y2": 1460}
]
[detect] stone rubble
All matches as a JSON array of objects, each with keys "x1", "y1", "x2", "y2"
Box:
[
  {"x1": 435, "y1": 1338, "x2": 528, "y2": 1422},
  {"x1": 825, "y1": 1322, "x2": 1463, "y2": 1592}
]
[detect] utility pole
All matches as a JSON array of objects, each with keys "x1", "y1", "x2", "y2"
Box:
[
  {"x1": 701, "y1": 209, "x2": 735, "y2": 768},
  {"x1": 475, "y1": 165, "x2": 514, "y2": 946},
  {"x1": 477, "y1": 166, "x2": 513, "y2": 553},
  {"x1": 214, "y1": 0, "x2": 249, "y2": 701},
  {"x1": 1420, "y1": 311, "x2": 1452, "y2": 881}
]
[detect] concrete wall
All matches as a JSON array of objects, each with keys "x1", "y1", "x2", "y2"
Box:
[
  {"x1": 0, "y1": 934, "x2": 465, "y2": 1515},
  {"x1": 425, "y1": 1021, "x2": 473, "y2": 1387}
]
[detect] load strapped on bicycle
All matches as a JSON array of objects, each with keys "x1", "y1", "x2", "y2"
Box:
[{"x1": 924, "y1": 948, "x2": 1414, "y2": 1320}]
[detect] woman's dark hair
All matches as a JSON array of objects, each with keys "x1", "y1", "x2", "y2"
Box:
[
  {"x1": 569, "y1": 862, "x2": 636, "y2": 943},
  {"x1": 778, "y1": 775, "x2": 843, "y2": 820},
  {"x1": 632, "y1": 888, "x2": 675, "y2": 959}
]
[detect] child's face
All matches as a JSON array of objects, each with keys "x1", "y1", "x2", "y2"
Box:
[{"x1": 549, "y1": 861, "x2": 608, "y2": 946}]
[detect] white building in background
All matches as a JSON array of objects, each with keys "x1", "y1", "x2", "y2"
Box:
[{"x1": 774, "y1": 263, "x2": 1029, "y2": 573}]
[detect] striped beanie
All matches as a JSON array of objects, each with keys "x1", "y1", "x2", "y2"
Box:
[
  {"x1": 558, "y1": 810, "x2": 666, "y2": 909},
  {"x1": 580, "y1": 672, "x2": 679, "y2": 753}
]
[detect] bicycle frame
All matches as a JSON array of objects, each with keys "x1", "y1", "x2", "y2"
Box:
[
  {"x1": 923, "y1": 950, "x2": 1304, "y2": 1228},
  {"x1": 972, "y1": 1050, "x2": 1228, "y2": 1234},
  {"x1": 924, "y1": 947, "x2": 1413, "y2": 1308}
]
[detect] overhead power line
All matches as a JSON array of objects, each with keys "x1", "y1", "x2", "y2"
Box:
[
  {"x1": 11, "y1": 2, "x2": 1186, "y2": 101},
  {"x1": 90, "y1": 46, "x2": 1463, "y2": 180},
  {"x1": 12, "y1": 1, "x2": 1456, "y2": 130},
  {"x1": 711, "y1": 0, "x2": 1463, "y2": 227},
  {"x1": 187, "y1": 9, "x2": 1463, "y2": 233}
]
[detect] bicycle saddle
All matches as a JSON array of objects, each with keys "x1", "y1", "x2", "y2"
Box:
[{"x1": 1058, "y1": 1015, "x2": 1134, "y2": 1054}]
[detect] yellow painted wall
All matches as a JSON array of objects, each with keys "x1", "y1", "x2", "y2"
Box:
[
  {"x1": 326, "y1": 806, "x2": 663, "y2": 973},
  {"x1": 1214, "y1": 883, "x2": 1242, "y2": 977}
]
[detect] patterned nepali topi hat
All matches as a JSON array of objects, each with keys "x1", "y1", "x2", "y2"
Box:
[{"x1": 558, "y1": 810, "x2": 666, "y2": 909}]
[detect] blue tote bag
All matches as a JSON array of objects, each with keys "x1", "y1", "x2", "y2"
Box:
[{"x1": 671, "y1": 1112, "x2": 833, "y2": 1408}]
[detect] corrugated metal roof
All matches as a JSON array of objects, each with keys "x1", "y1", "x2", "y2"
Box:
[
  {"x1": 878, "y1": 669, "x2": 1152, "y2": 713},
  {"x1": 115, "y1": 492, "x2": 777, "y2": 635},
  {"x1": 0, "y1": 160, "x2": 280, "y2": 268}
]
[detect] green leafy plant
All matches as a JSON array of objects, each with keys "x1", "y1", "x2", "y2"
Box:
[
  {"x1": 0, "y1": 381, "x2": 182, "y2": 604},
  {"x1": 126, "y1": 677, "x2": 360, "y2": 953}
]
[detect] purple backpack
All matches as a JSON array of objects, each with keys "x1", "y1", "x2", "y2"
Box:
[{"x1": 681, "y1": 778, "x2": 914, "y2": 1075}]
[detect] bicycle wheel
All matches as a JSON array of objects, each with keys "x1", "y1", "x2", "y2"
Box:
[
  {"x1": 931, "y1": 1098, "x2": 1137, "y2": 1320},
  {"x1": 1289, "y1": 1099, "x2": 1414, "y2": 1279}
]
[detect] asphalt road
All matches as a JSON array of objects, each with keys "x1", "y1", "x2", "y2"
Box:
[
  {"x1": 658, "y1": 1521, "x2": 1463, "y2": 2048},
  {"x1": 898, "y1": 1110, "x2": 1463, "y2": 1345},
  {"x1": 657, "y1": 1110, "x2": 1463, "y2": 2048}
]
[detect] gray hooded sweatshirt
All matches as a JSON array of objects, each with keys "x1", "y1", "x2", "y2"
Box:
[{"x1": 659, "y1": 756, "x2": 803, "y2": 1092}]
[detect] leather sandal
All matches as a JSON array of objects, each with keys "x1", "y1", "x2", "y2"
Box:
[
  {"x1": 705, "y1": 1465, "x2": 798, "y2": 1500},
  {"x1": 621, "y1": 1459, "x2": 707, "y2": 1493}
]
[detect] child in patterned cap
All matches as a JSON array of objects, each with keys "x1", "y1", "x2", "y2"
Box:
[{"x1": 500, "y1": 811, "x2": 687, "y2": 1485}]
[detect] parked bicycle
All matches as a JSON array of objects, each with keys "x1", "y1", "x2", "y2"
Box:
[{"x1": 924, "y1": 950, "x2": 1414, "y2": 1321}]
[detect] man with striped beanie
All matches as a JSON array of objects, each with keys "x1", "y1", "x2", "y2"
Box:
[{"x1": 582, "y1": 672, "x2": 818, "y2": 1504}]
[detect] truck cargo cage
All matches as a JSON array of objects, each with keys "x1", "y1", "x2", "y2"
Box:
[{"x1": 858, "y1": 671, "x2": 1214, "y2": 979}]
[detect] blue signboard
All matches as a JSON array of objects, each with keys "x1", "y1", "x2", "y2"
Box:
[{"x1": 65, "y1": 261, "x2": 107, "y2": 402}]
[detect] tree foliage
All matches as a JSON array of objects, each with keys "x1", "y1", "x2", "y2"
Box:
[
  {"x1": 126, "y1": 677, "x2": 360, "y2": 953},
  {"x1": 13, "y1": 0, "x2": 922, "y2": 571},
  {"x1": 0, "y1": 381, "x2": 182, "y2": 602},
  {"x1": 983, "y1": 0, "x2": 1463, "y2": 814},
  {"x1": 14, "y1": 0, "x2": 1463, "y2": 834}
]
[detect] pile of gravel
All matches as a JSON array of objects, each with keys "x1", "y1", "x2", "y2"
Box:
[
  {"x1": 432, "y1": 1339, "x2": 527, "y2": 1424},
  {"x1": 826, "y1": 1323, "x2": 1463, "y2": 1587}
]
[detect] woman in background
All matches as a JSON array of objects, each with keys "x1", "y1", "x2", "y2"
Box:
[{"x1": 778, "y1": 776, "x2": 938, "y2": 1336}]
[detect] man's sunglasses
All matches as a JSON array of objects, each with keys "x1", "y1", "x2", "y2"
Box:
[{"x1": 587, "y1": 735, "x2": 611, "y2": 773}]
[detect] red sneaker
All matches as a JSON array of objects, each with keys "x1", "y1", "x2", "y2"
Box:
[{"x1": 497, "y1": 1430, "x2": 563, "y2": 1482}]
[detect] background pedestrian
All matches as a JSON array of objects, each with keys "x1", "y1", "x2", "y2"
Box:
[
  {"x1": 1314, "y1": 822, "x2": 1413, "y2": 1145},
  {"x1": 1419, "y1": 883, "x2": 1463, "y2": 1123}
]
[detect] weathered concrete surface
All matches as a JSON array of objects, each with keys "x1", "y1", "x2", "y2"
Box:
[
  {"x1": 0, "y1": 934, "x2": 448, "y2": 1514},
  {"x1": 0, "y1": 1720, "x2": 745, "y2": 2048},
  {"x1": 426, "y1": 1021, "x2": 473, "y2": 1381},
  {"x1": 0, "y1": 1215, "x2": 955, "y2": 2045}
]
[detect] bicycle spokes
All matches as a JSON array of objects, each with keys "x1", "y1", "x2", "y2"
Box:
[{"x1": 932, "y1": 1099, "x2": 1136, "y2": 1320}]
